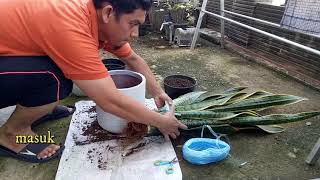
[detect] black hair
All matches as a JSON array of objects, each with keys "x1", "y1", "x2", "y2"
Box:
[{"x1": 93, "y1": 0, "x2": 152, "y2": 17}]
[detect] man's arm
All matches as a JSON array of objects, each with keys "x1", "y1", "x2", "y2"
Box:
[
  {"x1": 121, "y1": 51, "x2": 170, "y2": 107},
  {"x1": 29, "y1": 8, "x2": 185, "y2": 140},
  {"x1": 74, "y1": 78, "x2": 187, "y2": 140}
]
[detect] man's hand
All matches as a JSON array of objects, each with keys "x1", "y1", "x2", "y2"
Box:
[
  {"x1": 155, "y1": 104, "x2": 188, "y2": 141},
  {"x1": 154, "y1": 91, "x2": 172, "y2": 108}
]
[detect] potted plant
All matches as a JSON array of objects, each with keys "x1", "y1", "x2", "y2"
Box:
[{"x1": 163, "y1": 74, "x2": 197, "y2": 99}]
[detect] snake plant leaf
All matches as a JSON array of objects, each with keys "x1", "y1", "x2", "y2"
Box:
[
  {"x1": 194, "y1": 86, "x2": 248, "y2": 103},
  {"x1": 193, "y1": 92, "x2": 224, "y2": 103},
  {"x1": 209, "y1": 94, "x2": 307, "y2": 112},
  {"x1": 173, "y1": 91, "x2": 207, "y2": 106},
  {"x1": 180, "y1": 119, "x2": 224, "y2": 127},
  {"x1": 256, "y1": 125, "x2": 285, "y2": 134},
  {"x1": 223, "y1": 86, "x2": 248, "y2": 94},
  {"x1": 245, "y1": 91, "x2": 273, "y2": 99},
  {"x1": 175, "y1": 111, "x2": 235, "y2": 118},
  {"x1": 241, "y1": 110, "x2": 261, "y2": 116},
  {"x1": 176, "y1": 92, "x2": 247, "y2": 112},
  {"x1": 226, "y1": 90, "x2": 273, "y2": 105},
  {"x1": 229, "y1": 112, "x2": 320, "y2": 126},
  {"x1": 180, "y1": 111, "x2": 320, "y2": 127},
  {"x1": 175, "y1": 111, "x2": 259, "y2": 120}
]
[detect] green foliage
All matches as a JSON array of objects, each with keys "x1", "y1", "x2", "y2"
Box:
[
  {"x1": 147, "y1": 87, "x2": 320, "y2": 136},
  {"x1": 163, "y1": 0, "x2": 200, "y2": 25}
]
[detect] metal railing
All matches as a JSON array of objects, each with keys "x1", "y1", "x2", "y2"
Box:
[
  {"x1": 191, "y1": 0, "x2": 320, "y2": 57},
  {"x1": 223, "y1": 10, "x2": 281, "y2": 28}
]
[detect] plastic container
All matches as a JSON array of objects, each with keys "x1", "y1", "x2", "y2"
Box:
[
  {"x1": 164, "y1": 75, "x2": 196, "y2": 99},
  {"x1": 102, "y1": 58, "x2": 126, "y2": 70},
  {"x1": 182, "y1": 138, "x2": 230, "y2": 165},
  {"x1": 96, "y1": 70, "x2": 146, "y2": 134},
  {"x1": 182, "y1": 125, "x2": 231, "y2": 165}
]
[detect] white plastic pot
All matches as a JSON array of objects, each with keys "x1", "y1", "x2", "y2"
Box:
[{"x1": 96, "y1": 70, "x2": 146, "y2": 134}]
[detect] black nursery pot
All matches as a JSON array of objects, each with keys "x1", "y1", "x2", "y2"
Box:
[
  {"x1": 164, "y1": 75, "x2": 197, "y2": 99},
  {"x1": 102, "y1": 58, "x2": 126, "y2": 71}
]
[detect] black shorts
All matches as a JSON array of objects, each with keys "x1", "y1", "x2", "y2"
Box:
[{"x1": 0, "y1": 56, "x2": 73, "y2": 108}]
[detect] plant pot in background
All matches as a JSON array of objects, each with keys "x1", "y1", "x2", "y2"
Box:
[
  {"x1": 102, "y1": 58, "x2": 126, "y2": 71},
  {"x1": 164, "y1": 75, "x2": 196, "y2": 99}
]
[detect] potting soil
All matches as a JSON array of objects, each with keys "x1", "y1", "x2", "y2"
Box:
[{"x1": 165, "y1": 77, "x2": 194, "y2": 88}]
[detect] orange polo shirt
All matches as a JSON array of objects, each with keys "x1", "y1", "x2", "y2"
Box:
[{"x1": 0, "y1": 0, "x2": 132, "y2": 80}]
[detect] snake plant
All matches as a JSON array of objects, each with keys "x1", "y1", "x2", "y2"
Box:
[{"x1": 147, "y1": 87, "x2": 320, "y2": 136}]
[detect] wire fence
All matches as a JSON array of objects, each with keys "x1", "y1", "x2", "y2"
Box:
[{"x1": 281, "y1": 0, "x2": 320, "y2": 36}]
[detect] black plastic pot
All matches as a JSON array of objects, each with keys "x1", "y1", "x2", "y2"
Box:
[
  {"x1": 164, "y1": 75, "x2": 196, "y2": 99},
  {"x1": 102, "y1": 58, "x2": 126, "y2": 71}
]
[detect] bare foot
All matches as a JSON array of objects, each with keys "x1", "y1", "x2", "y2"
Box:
[{"x1": 0, "y1": 126, "x2": 60, "y2": 159}]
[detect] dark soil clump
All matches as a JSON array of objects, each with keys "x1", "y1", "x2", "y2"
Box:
[
  {"x1": 74, "y1": 105, "x2": 150, "y2": 169},
  {"x1": 75, "y1": 119, "x2": 125, "y2": 145}
]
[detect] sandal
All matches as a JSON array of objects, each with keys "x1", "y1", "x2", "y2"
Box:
[
  {"x1": 31, "y1": 105, "x2": 75, "y2": 128},
  {"x1": 0, "y1": 143, "x2": 65, "y2": 163}
]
